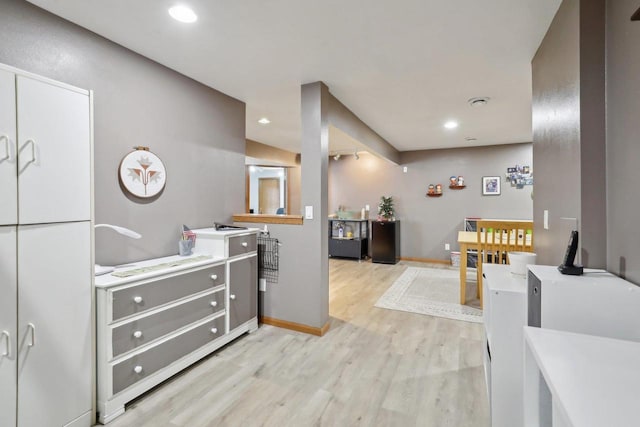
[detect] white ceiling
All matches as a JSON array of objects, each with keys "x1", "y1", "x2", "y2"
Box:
[{"x1": 26, "y1": 0, "x2": 561, "y2": 154}]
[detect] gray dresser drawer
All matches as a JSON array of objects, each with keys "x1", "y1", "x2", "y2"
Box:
[
  {"x1": 111, "y1": 263, "x2": 225, "y2": 321},
  {"x1": 112, "y1": 316, "x2": 225, "y2": 395},
  {"x1": 228, "y1": 234, "x2": 257, "y2": 257},
  {"x1": 111, "y1": 290, "x2": 225, "y2": 357}
]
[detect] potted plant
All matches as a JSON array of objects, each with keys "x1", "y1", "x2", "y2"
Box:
[{"x1": 377, "y1": 196, "x2": 395, "y2": 221}]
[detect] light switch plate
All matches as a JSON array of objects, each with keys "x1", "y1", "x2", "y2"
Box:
[
  {"x1": 259, "y1": 278, "x2": 267, "y2": 292},
  {"x1": 544, "y1": 210, "x2": 549, "y2": 230},
  {"x1": 305, "y1": 205, "x2": 313, "y2": 219}
]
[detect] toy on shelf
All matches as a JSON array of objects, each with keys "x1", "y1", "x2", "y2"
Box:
[
  {"x1": 426, "y1": 184, "x2": 443, "y2": 197},
  {"x1": 449, "y1": 175, "x2": 466, "y2": 189}
]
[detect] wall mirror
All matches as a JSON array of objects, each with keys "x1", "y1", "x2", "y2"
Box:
[{"x1": 246, "y1": 166, "x2": 288, "y2": 214}]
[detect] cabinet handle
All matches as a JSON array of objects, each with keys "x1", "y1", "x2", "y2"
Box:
[
  {"x1": 27, "y1": 323, "x2": 35, "y2": 347},
  {"x1": 0, "y1": 135, "x2": 9, "y2": 161},
  {"x1": 230, "y1": 294, "x2": 236, "y2": 300},
  {"x1": 133, "y1": 296, "x2": 143, "y2": 304},
  {"x1": 210, "y1": 328, "x2": 218, "y2": 334},
  {"x1": 241, "y1": 242, "x2": 248, "y2": 248},
  {"x1": 133, "y1": 365, "x2": 143, "y2": 374},
  {"x1": 132, "y1": 330, "x2": 142, "y2": 339},
  {"x1": 22, "y1": 139, "x2": 36, "y2": 164},
  {"x1": 210, "y1": 274, "x2": 218, "y2": 280},
  {"x1": 1, "y1": 330, "x2": 10, "y2": 358},
  {"x1": 210, "y1": 301, "x2": 218, "y2": 307}
]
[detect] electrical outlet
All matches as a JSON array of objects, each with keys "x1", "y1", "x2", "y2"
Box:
[
  {"x1": 365, "y1": 204, "x2": 370, "y2": 211},
  {"x1": 445, "y1": 243, "x2": 450, "y2": 251},
  {"x1": 403, "y1": 166, "x2": 408, "y2": 173},
  {"x1": 259, "y1": 278, "x2": 267, "y2": 292}
]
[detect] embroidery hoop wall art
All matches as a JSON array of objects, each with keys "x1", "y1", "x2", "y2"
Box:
[{"x1": 119, "y1": 146, "x2": 166, "y2": 198}]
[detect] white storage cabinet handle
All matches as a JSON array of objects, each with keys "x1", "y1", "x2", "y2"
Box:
[
  {"x1": 210, "y1": 301, "x2": 217, "y2": 307},
  {"x1": 23, "y1": 139, "x2": 36, "y2": 164},
  {"x1": 1, "y1": 330, "x2": 10, "y2": 357},
  {"x1": 133, "y1": 330, "x2": 143, "y2": 339},
  {"x1": 230, "y1": 294, "x2": 236, "y2": 300},
  {"x1": 210, "y1": 274, "x2": 218, "y2": 280},
  {"x1": 133, "y1": 365, "x2": 143, "y2": 374},
  {"x1": 0, "y1": 135, "x2": 9, "y2": 161},
  {"x1": 133, "y1": 296, "x2": 143, "y2": 304},
  {"x1": 27, "y1": 323, "x2": 35, "y2": 347},
  {"x1": 210, "y1": 328, "x2": 218, "y2": 334}
]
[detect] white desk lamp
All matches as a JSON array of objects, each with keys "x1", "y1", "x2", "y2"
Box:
[{"x1": 95, "y1": 223, "x2": 142, "y2": 276}]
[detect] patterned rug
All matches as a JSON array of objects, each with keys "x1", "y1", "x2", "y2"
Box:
[{"x1": 374, "y1": 267, "x2": 483, "y2": 323}]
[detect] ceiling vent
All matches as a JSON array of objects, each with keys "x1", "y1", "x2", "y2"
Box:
[{"x1": 468, "y1": 97, "x2": 490, "y2": 107}]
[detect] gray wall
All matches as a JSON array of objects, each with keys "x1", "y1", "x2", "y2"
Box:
[
  {"x1": 531, "y1": 0, "x2": 606, "y2": 267},
  {"x1": 606, "y1": 0, "x2": 640, "y2": 283},
  {"x1": 235, "y1": 223, "x2": 310, "y2": 325},
  {"x1": 329, "y1": 143, "x2": 533, "y2": 260},
  {"x1": 328, "y1": 93, "x2": 400, "y2": 164},
  {"x1": 0, "y1": 0, "x2": 246, "y2": 265}
]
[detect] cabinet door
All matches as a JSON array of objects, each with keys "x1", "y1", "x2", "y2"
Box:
[
  {"x1": 0, "y1": 226, "x2": 17, "y2": 427},
  {"x1": 17, "y1": 222, "x2": 91, "y2": 427},
  {"x1": 372, "y1": 221, "x2": 395, "y2": 263},
  {"x1": 16, "y1": 76, "x2": 91, "y2": 224},
  {"x1": 228, "y1": 255, "x2": 258, "y2": 331},
  {"x1": 0, "y1": 69, "x2": 17, "y2": 226}
]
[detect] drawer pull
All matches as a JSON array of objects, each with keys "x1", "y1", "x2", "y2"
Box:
[
  {"x1": 132, "y1": 330, "x2": 142, "y2": 339},
  {"x1": 210, "y1": 328, "x2": 218, "y2": 334},
  {"x1": 133, "y1": 365, "x2": 143, "y2": 374},
  {"x1": 133, "y1": 296, "x2": 143, "y2": 304},
  {"x1": 210, "y1": 301, "x2": 218, "y2": 307},
  {"x1": 210, "y1": 274, "x2": 218, "y2": 280},
  {"x1": 230, "y1": 294, "x2": 236, "y2": 300},
  {"x1": 241, "y1": 242, "x2": 248, "y2": 247}
]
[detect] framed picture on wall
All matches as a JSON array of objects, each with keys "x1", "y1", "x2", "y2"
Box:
[{"x1": 482, "y1": 176, "x2": 501, "y2": 196}]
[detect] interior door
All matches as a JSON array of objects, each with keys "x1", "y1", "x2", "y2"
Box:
[
  {"x1": 258, "y1": 178, "x2": 280, "y2": 214},
  {"x1": 17, "y1": 222, "x2": 91, "y2": 427},
  {"x1": 0, "y1": 69, "x2": 17, "y2": 226},
  {"x1": 0, "y1": 226, "x2": 17, "y2": 427},
  {"x1": 16, "y1": 76, "x2": 91, "y2": 224}
]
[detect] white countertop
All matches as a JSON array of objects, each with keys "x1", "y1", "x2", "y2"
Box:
[
  {"x1": 191, "y1": 226, "x2": 260, "y2": 236},
  {"x1": 524, "y1": 327, "x2": 640, "y2": 427},
  {"x1": 482, "y1": 264, "x2": 528, "y2": 293},
  {"x1": 95, "y1": 253, "x2": 224, "y2": 289}
]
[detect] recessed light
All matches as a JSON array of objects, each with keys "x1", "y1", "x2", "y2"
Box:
[
  {"x1": 444, "y1": 120, "x2": 459, "y2": 129},
  {"x1": 468, "y1": 97, "x2": 490, "y2": 107},
  {"x1": 168, "y1": 5, "x2": 197, "y2": 23},
  {"x1": 258, "y1": 117, "x2": 271, "y2": 125}
]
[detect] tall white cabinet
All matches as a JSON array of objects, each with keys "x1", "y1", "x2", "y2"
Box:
[{"x1": 0, "y1": 63, "x2": 93, "y2": 427}]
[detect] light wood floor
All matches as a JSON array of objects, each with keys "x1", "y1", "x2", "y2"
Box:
[{"x1": 106, "y1": 259, "x2": 489, "y2": 427}]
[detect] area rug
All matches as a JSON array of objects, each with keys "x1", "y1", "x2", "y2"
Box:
[{"x1": 374, "y1": 267, "x2": 483, "y2": 323}]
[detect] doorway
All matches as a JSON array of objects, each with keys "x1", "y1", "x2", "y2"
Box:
[{"x1": 258, "y1": 178, "x2": 280, "y2": 214}]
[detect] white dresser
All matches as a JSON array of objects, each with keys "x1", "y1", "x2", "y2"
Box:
[{"x1": 96, "y1": 228, "x2": 258, "y2": 424}]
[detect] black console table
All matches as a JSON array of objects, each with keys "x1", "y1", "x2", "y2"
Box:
[{"x1": 328, "y1": 219, "x2": 368, "y2": 260}]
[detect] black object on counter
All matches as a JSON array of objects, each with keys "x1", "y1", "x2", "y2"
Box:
[
  {"x1": 371, "y1": 220, "x2": 400, "y2": 264},
  {"x1": 214, "y1": 222, "x2": 248, "y2": 231}
]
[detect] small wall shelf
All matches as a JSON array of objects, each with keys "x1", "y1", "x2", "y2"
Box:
[
  {"x1": 426, "y1": 193, "x2": 443, "y2": 197},
  {"x1": 449, "y1": 185, "x2": 466, "y2": 190}
]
